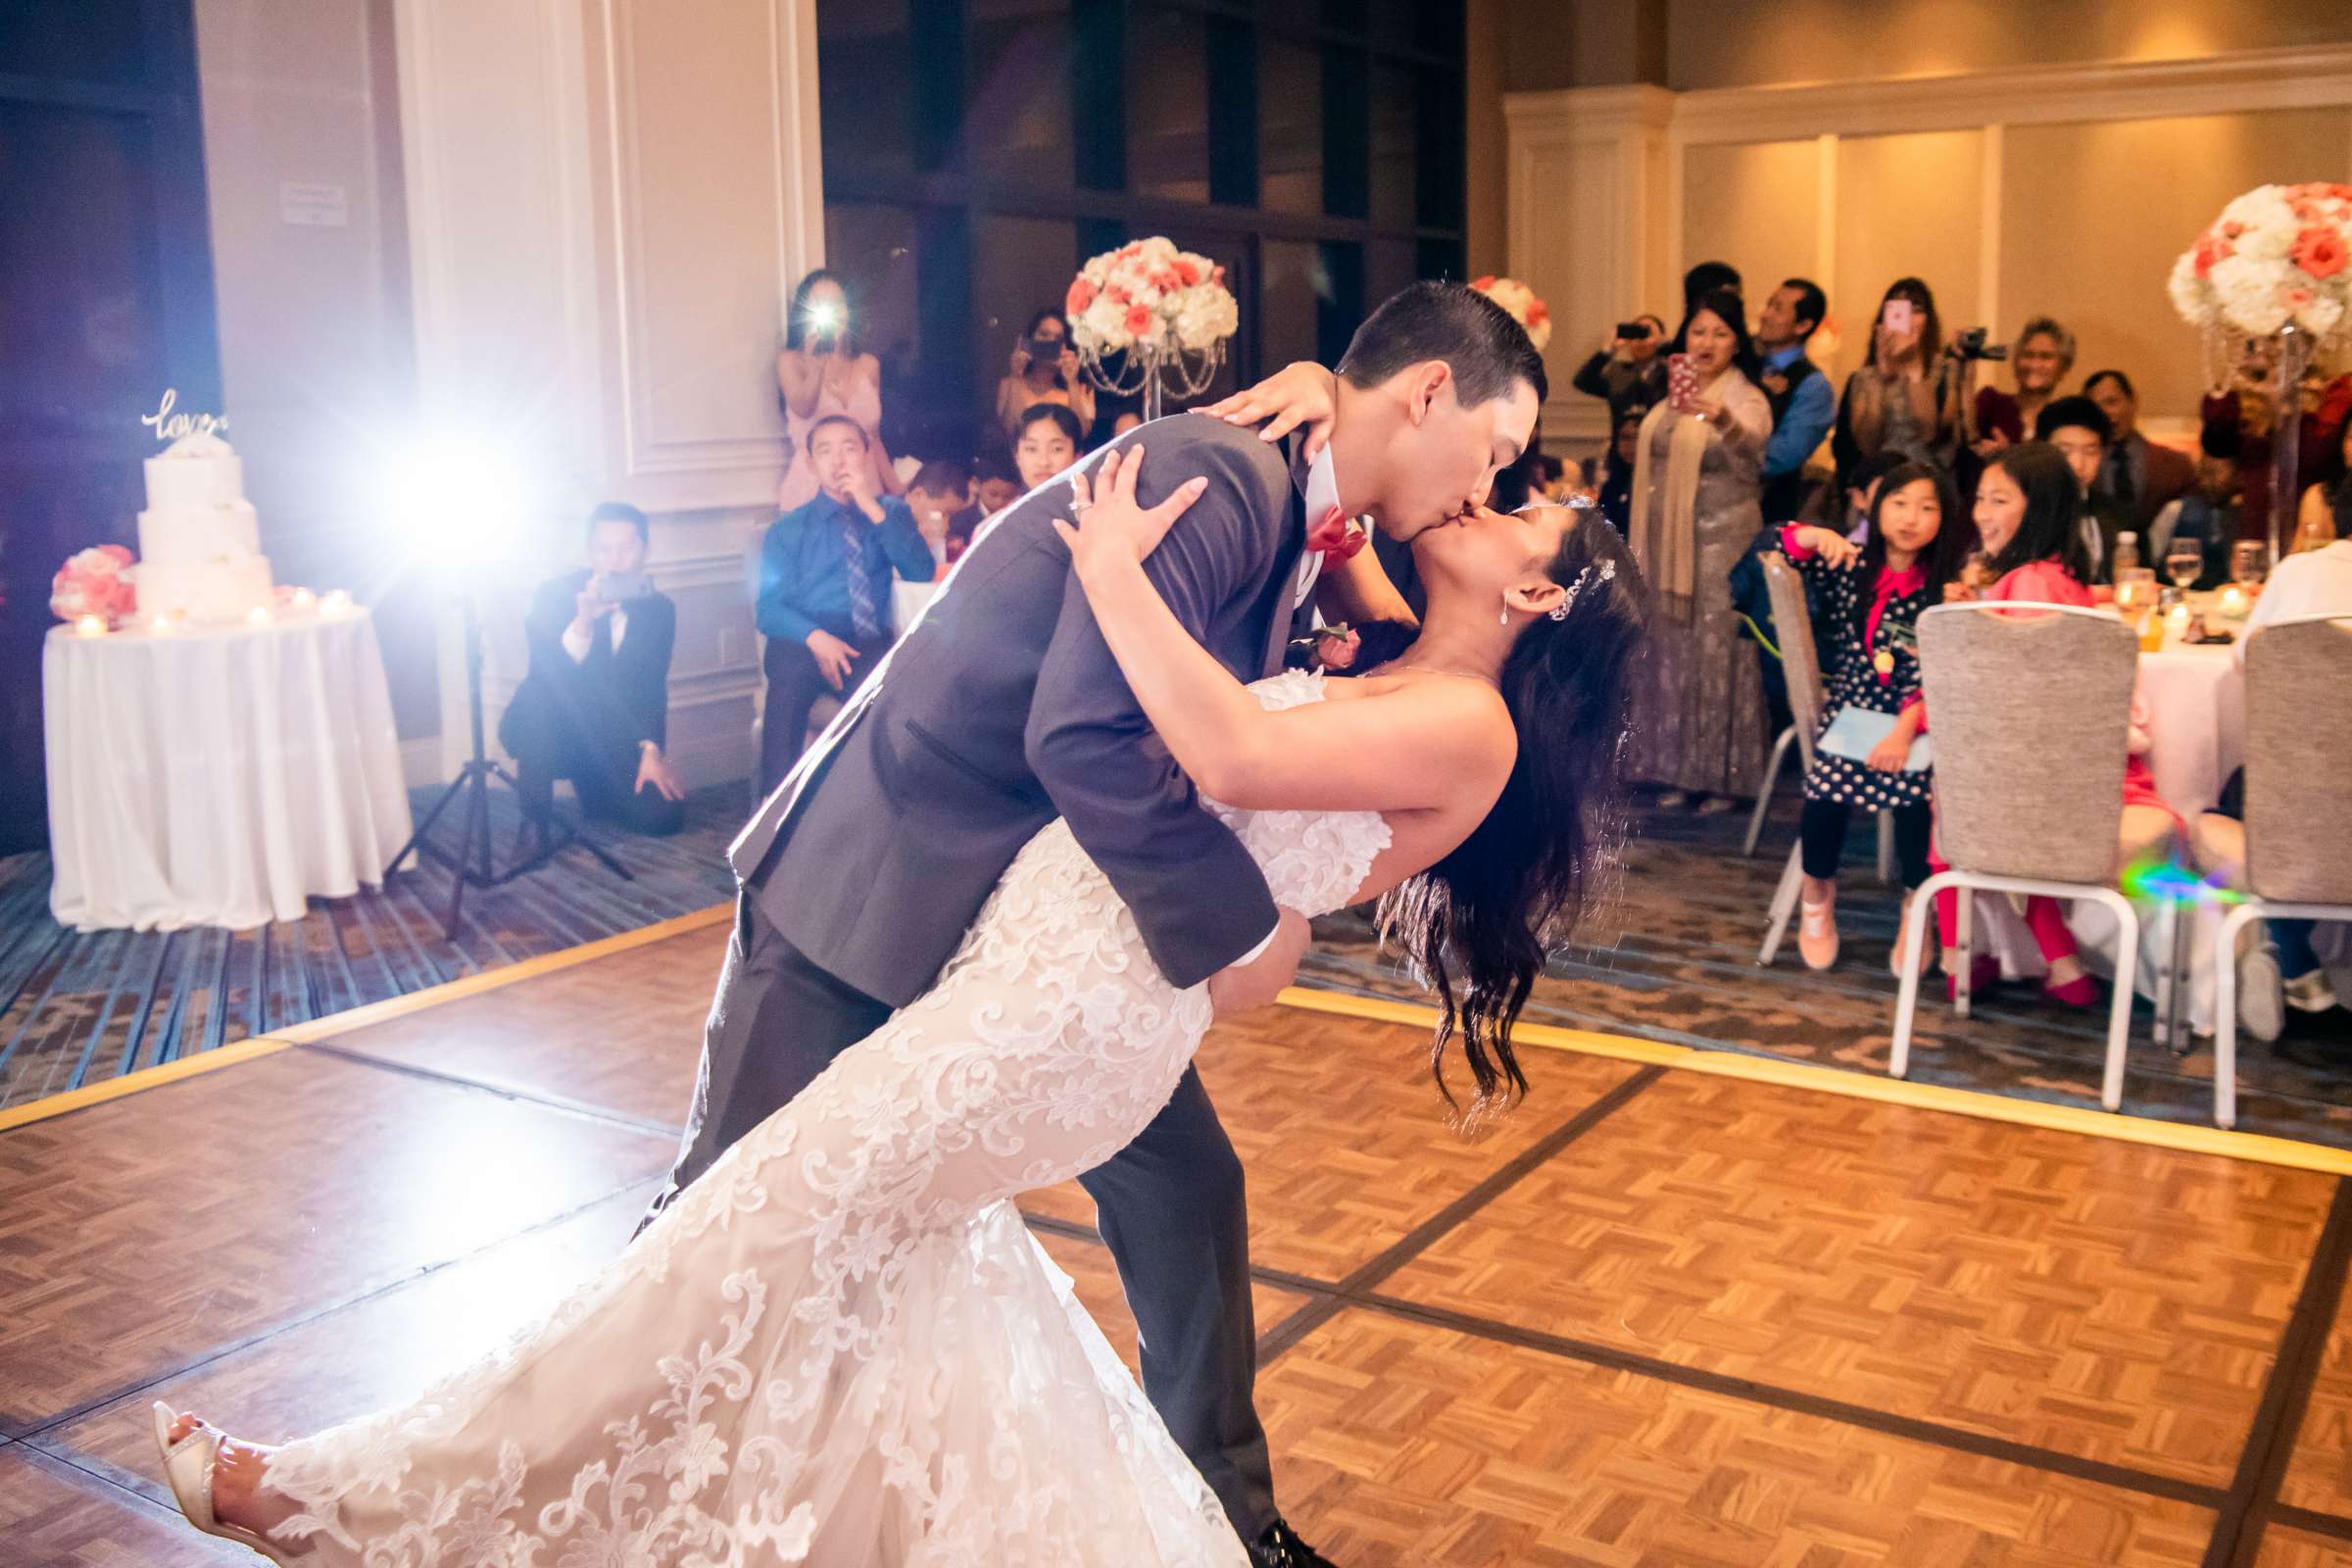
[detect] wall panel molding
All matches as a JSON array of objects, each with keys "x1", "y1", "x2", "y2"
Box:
[
  {"x1": 1507, "y1": 43, "x2": 2352, "y2": 449},
  {"x1": 396, "y1": 2, "x2": 808, "y2": 783}
]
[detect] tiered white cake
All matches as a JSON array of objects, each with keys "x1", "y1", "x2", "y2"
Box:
[{"x1": 136, "y1": 431, "x2": 273, "y2": 622}]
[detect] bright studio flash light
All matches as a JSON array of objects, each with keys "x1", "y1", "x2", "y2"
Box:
[{"x1": 391, "y1": 433, "x2": 529, "y2": 568}]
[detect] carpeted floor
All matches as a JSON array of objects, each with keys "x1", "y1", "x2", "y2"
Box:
[
  {"x1": 7, "y1": 772, "x2": 2349, "y2": 1144},
  {"x1": 1304, "y1": 788, "x2": 2352, "y2": 1149},
  {"x1": 0, "y1": 783, "x2": 742, "y2": 1113}
]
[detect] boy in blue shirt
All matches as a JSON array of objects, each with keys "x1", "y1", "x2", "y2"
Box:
[{"x1": 757, "y1": 415, "x2": 938, "y2": 791}]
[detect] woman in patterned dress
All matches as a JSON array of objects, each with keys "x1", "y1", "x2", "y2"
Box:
[
  {"x1": 1627, "y1": 288, "x2": 1775, "y2": 812},
  {"x1": 1779, "y1": 462, "x2": 1973, "y2": 970}
]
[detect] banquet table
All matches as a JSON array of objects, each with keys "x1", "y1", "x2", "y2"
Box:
[
  {"x1": 43, "y1": 608, "x2": 415, "y2": 932},
  {"x1": 2134, "y1": 597, "x2": 2245, "y2": 819}
]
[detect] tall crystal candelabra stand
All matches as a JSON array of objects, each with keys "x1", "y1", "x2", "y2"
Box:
[
  {"x1": 2269, "y1": 324, "x2": 2311, "y2": 569},
  {"x1": 2207, "y1": 321, "x2": 2332, "y2": 569},
  {"x1": 1078, "y1": 339, "x2": 1227, "y2": 422}
]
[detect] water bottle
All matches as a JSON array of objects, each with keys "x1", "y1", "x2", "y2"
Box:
[{"x1": 2112, "y1": 531, "x2": 2140, "y2": 577}]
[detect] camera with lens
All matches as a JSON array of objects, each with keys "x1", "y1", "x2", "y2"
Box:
[{"x1": 1949, "y1": 326, "x2": 2007, "y2": 362}]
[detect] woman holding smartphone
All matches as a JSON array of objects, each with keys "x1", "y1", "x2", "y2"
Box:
[
  {"x1": 994, "y1": 307, "x2": 1100, "y2": 442},
  {"x1": 778, "y1": 269, "x2": 899, "y2": 512},
  {"x1": 1836, "y1": 278, "x2": 1963, "y2": 479},
  {"x1": 1627, "y1": 286, "x2": 1776, "y2": 812}
]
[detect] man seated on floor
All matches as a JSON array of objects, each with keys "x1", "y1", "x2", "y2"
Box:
[{"x1": 499, "y1": 501, "x2": 688, "y2": 848}]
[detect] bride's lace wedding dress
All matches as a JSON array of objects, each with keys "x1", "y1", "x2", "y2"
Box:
[{"x1": 259, "y1": 671, "x2": 1390, "y2": 1567}]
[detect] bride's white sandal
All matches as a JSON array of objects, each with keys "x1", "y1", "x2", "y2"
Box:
[{"x1": 153, "y1": 1402, "x2": 303, "y2": 1564}]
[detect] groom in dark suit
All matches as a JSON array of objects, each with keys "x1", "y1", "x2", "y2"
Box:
[{"x1": 650, "y1": 283, "x2": 1544, "y2": 1566}]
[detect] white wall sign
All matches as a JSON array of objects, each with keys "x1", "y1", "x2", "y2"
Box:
[{"x1": 278, "y1": 181, "x2": 350, "y2": 227}]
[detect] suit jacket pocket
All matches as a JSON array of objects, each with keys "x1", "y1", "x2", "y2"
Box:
[{"x1": 900, "y1": 716, "x2": 1041, "y2": 806}]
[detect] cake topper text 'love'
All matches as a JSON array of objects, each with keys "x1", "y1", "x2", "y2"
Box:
[{"x1": 140, "y1": 388, "x2": 228, "y2": 443}]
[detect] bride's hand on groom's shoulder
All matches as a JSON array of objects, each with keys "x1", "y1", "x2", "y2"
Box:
[
  {"x1": 1202, "y1": 362, "x2": 1338, "y2": 462},
  {"x1": 1052, "y1": 445, "x2": 1207, "y2": 579}
]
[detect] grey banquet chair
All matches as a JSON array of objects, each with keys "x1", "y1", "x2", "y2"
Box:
[
  {"x1": 1888, "y1": 602, "x2": 2165, "y2": 1110},
  {"x1": 1755, "y1": 553, "x2": 1895, "y2": 967},
  {"x1": 2210, "y1": 612, "x2": 2352, "y2": 1129}
]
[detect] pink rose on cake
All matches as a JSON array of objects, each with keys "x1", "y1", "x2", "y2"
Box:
[{"x1": 50, "y1": 544, "x2": 138, "y2": 623}]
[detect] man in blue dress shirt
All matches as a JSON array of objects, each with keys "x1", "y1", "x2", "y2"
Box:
[
  {"x1": 757, "y1": 415, "x2": 939, "y2": 791},
  {"x1": 1755, "y1": 277, "x2": 1835, "y2": 523}
]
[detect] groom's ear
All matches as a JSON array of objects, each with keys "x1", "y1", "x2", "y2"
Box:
[{"x1": 1400, "y1": 361, "x2": 1454, "y2": 425}]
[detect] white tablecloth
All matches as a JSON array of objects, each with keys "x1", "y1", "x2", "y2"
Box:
[
  {"x1": 893, "y1": 578, "x2": 940, "y2": 633},
  {"x1": 2135, "y1": 614, "x2": 2244, "y2": 820},
  {"x1": 43, "y1": 610, "x2": 415, "y2": 932}
]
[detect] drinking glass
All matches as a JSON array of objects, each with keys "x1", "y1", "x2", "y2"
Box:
[
  {"x1": 2230, "y1": 540, "x2": 2267, "y2": 588},
  {"x1": 2165, "y1": 541, "x2": 2202, "y2": 590},
  {"x1": 2113, "y1": 566, "x2": 2157, "y2": 615}
]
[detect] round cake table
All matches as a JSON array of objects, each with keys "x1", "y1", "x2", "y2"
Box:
[{"x1": 42, "y1": 608, "x2": 415, "y2": 931}]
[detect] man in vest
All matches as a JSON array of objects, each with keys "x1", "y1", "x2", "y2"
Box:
[{"x1": 1756, "y1": 277, "x2": 1833, "y2": 523}]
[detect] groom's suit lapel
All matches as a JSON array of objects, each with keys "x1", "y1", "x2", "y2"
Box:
[{"x1": 1256, "y1": 432, "x2": 1311, "y2": 679}]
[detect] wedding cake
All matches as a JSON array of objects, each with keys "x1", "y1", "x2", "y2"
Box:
[{"x1": 136, "y1": 430, "x2": 273, "y2": 621}]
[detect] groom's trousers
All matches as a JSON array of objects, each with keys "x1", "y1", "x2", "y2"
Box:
[{"x1": 643, "y1": 883, "x2": 1281, "y2": 1544}]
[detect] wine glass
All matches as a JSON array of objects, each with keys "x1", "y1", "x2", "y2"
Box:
[{"x1": 2164, "y1": 540, "x2": 2203, "y2": 591}]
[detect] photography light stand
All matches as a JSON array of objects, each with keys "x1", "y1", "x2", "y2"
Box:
[{"x1": 387, "y1": 587, "x2": 631, "y2": 939}]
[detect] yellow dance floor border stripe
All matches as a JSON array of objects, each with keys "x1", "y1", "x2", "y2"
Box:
[
  {"x1": 7, "y1": 906, "x2": 2342, "y2": 1184},
  {"x1": 1275, "y1": 985, "x2": 2352, "y2": 1180},
  {"x1": 0, "y1": 904, "x2": 732, "y2": 1135}
]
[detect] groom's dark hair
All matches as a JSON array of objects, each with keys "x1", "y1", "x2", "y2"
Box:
[{"x1": 1336, "y1": 281, "x2": 1547, "y2": 409}]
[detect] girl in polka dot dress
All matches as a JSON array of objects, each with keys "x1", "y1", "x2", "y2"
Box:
[{"x1": 1780, "y1": 462, "x2": 1973, "y2": 970}]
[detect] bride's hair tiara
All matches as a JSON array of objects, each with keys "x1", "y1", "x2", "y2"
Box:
[{"x1": 1548, "y1": 558, "x2": 1615, "y2": 621}]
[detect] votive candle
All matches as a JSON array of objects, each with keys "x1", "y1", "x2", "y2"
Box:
[
  {"x1": 319, "y1": 589, "x2": 354, "y2": 618},
  {"x1": 247, "y1": 605, "x2": 273, "y2": 628},
  {"x1": 74, "y1": 614, "x2": 107, "y2": 638},
  {"x1": 148, "y1": 613, "x2": 174, "y2": 635},
  {"x1": 2216, "y1": 584, "x2": 2250, "y2": 618},
  {"x1": 289, "y1": 586, "x2": 317, "y2": 612}
]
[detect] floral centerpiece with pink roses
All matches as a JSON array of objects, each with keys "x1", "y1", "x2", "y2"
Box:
[
  {"x1": 1469, "y1": 275, "x2": 1552, "y2": 353},
  {"x1": 2170, "y1": 182, "x2": 2352, "y2": 340},
  {"x1": 1068, "y1": 237, "x2": 1238, "y2": 419},
  {"x1": 51, "y1": 545, "x2": 138, "y2": 625},
  {"x1": 2171, "y1": 182, "x2": 2352, "y2": 564}
]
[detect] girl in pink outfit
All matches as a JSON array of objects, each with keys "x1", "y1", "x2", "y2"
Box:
[{"x1": 1925, "y1": 442, "x2": 2179, "y2": 1004}]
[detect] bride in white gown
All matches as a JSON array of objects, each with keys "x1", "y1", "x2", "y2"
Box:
[{"x1": 157, "y1": 445, "x2": 1643, "y2": 1567}]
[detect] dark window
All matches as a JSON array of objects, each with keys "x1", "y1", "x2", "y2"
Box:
[{"x1": 815, "y1": 0, "x2": 1465, "y2": 465}]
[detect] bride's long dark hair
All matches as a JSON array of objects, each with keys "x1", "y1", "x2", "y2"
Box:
[{"x1": 1376, "y1": 508, "x2": 1646, "y2": 1123}]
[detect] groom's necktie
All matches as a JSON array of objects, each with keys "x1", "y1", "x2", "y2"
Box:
[{"x1": 841, "y1": 511, "x2": 883, "y2": 644}]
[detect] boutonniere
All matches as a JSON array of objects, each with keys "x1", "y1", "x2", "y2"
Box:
[{"x1": 1306, "y1": 506, "x2": 1367, "y2": 568}]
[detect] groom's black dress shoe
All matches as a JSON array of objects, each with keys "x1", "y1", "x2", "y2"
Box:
[{"x1": 1250, "y1": 1519, "x2": 1338, "y2": 1567}]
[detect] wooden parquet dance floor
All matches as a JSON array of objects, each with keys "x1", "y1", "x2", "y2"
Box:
[{"x1": 8, "y1": 920, "x2": 2352, "y2": 1565}]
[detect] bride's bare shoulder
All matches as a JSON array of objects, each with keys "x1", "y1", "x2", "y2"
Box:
[{"x1": 1327, "y1": 670, "x2": 1515, "y2": 767}]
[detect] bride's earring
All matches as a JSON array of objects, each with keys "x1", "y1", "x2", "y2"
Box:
[{"x1": 1498, "y1": 606, "x2": 1509, "y2": 626}]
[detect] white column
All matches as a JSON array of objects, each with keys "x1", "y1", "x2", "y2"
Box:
[
  {"x1": 1504, "y1": 84, "x2": 1678, "y2": 450},
  {"x1": 395, "y1": 0, "x2": 823, "y2": 787}
]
